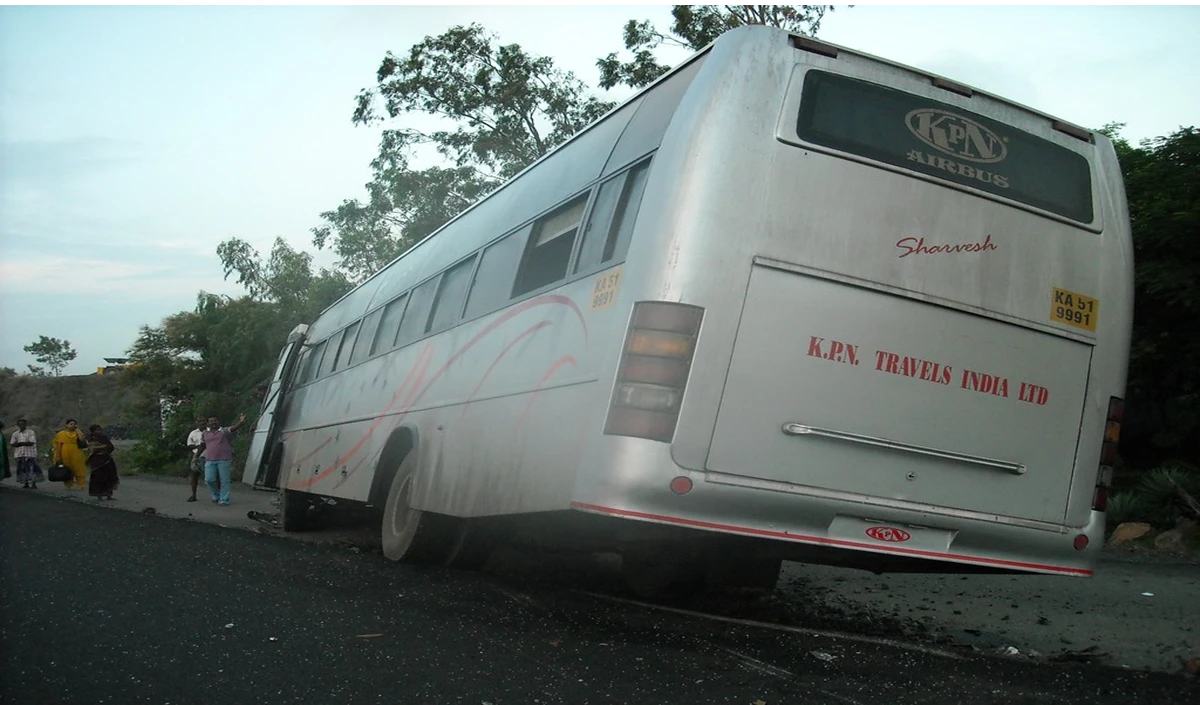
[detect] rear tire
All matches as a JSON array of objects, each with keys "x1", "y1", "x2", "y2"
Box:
[
  {"x1": 380, "y1": 452, "x2": 452, "y2": 564},
  {"x1": 442, "y1": 519, "x2": 495, "y2": 570},
  {"x1": 704, "y1": 556, "x2": 782, "y2": 594},
  {"x1": 621, "y1": 552, "x2": 705, "y2": 600}
]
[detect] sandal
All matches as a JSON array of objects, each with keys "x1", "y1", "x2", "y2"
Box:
[{"x1": 187, "y1": 496, "x2": 197, "y2": 502}]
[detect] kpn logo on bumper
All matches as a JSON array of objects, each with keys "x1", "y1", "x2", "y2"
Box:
[{"x1": 905, "y1": 109, "x2": 1010, "y2": 188}]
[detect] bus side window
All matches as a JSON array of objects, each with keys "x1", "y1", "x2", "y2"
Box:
[
  {"x1": 573, "y1": 174, "x2": 624, "y2": 274},
  {"x1": 350, "y1": 307, "x2": 384, "y2": 365},
  {"x1": 512, "y1": 194, "x2": 588, "y2": 297},
  {"x1": 371, "y1": 294, "x2": 408, "y2": 356},
  {"x1": 305, "y1": 341, "x2": 328, "y2": 383},
  {"x1": 602, "y1": 160, "x2": 651, "y2": 264},
  {"x1": 317, "y1": 335, "x2": 340, "y2": 378},
  {"x1": 464, "y1": 226, "x2": 527, "y2": 320},
  {"x1": 295, "y1": 348, "x2": 313, "y2": 385},
  {"x1": 395, "y1": 276, "x2": 439, "y2": 347},
  {"x1": 426, "y1": 255, "x2": 477, "y2": 334},
  {"x1": 332, "y1": 321, "x2": 360, "y2": 372}
]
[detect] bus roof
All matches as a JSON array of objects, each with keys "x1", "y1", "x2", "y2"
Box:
[
  {"x1": 309, "y1": 43, "x2": 714, "y2": 324},
  {"x1": 309, "y1": 25, "x2": 1103, "y2": 325}
]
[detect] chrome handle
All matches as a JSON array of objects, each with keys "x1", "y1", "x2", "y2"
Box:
[{"x1": 781, "y1": 423, "x2": 1027, "y2": 475}]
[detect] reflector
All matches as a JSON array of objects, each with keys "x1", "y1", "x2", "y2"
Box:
[{"x1": 628, "y1": 330, "x2": 693, "y2": 358}]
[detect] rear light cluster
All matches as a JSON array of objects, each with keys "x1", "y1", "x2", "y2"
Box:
[
  {"x1": 604, "y1": 301, "x2": 704, "y2": 443},
  {"x1": 1092, "y1": 396, "x2": 1124, "y2": 512}
]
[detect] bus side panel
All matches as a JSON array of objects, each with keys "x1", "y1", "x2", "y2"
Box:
[
  {"x1": 277, "y1": 271, "x2": 629, "y2": 517},
  {"x1": 411, "y1": 280, "x2": 600, "y2": 517}
]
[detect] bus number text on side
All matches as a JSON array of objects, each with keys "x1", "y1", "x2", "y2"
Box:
[{"x1": 590, "y1": 270, "x2": 622, "y2": 311}]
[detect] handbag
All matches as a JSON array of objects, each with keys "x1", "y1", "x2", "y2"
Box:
[{"x1": 48, "y1": 463, "x2": 72, "y2": 483}]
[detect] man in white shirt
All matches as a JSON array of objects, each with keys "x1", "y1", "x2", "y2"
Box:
[
  {"x1": 186, "y1": 417, "x2": 207, "y2": 502},
  {"x1": 11, "y1": 418, "x2": 43, "y2": 489}
]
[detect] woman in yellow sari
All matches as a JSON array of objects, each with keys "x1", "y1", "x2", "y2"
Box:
[{"x1": 53, "y1": 418, "x2": 88, "y2": 489}]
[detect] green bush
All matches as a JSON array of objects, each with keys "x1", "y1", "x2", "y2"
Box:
[
  {"x1": 1105, "y1": 490, "x2": 1154, "y2": 528},
  {"x1": 124, "y1": 434, "x2": 187, "y2": 476},
  {"x1": 1111, "y1": 463, "x2": 1200, "y2": 529}
]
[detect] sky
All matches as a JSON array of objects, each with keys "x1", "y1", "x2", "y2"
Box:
[{"x1": 1, "y1": 3, "x2": 1197, "y2": 375}]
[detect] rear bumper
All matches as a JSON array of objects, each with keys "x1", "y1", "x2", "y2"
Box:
[{"x1": 571, "y1": 471, "x2": 1103, "y2": 577}]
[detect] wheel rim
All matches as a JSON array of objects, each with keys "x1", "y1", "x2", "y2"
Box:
[{"x1": 382, "y1": 470, "x2": 421, "y2": 561}]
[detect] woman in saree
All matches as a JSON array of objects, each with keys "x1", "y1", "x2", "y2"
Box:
[
  {"x1": 52, "y1": 418, "x2": 88, "y2": 490},
  {"x1": 87, "y1": 425, "x2": 119, "y2": 500},
  {"x1": 0, "y1": 419, "x2": 11, "y2": 482}
]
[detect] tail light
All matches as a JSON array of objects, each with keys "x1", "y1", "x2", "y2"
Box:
[
  {"x1": 1093, "y1": 396, "x2": 1123, "y2": 512},
  {"x1": 603, "y1": 301, "x2": 704, "y2": 443}
]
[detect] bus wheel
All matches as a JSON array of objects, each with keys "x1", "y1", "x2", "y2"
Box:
[
  {"x1": 704, "y1": 556, "x2": 782, "y2": 594},
  {"x1": 381, "y1": 453, "x2": 449, "y2": 564},
  {"x1": 279, "y1": 488, "x2": 312, "y2": 532},
  {"x1": 621, "y1": 553, "x2": 705, "y2": 600}
]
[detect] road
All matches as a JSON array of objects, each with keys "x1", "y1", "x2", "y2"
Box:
[{"x1": 2, "y1": 488, "x2": 1197, "y2": 705}]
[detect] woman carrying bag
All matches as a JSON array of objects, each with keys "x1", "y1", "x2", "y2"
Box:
[{"x1": 52, "y1": 419, "x2": 89, "y2": 490}]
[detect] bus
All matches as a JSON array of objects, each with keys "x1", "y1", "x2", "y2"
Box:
[{"x1": 241, "y1": 26, "x2": 1133, "y2": 597}]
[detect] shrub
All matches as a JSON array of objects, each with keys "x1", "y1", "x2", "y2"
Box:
[
  {"x1": 123, "y1": 434, "x2": 187, "y2": 476},
  {"x1": 1118, "y1": 463, "x2": 1200, "y2": 528},
  {"x1": 1105, "y1": 491, "x2": 1155, "y2": 528}
]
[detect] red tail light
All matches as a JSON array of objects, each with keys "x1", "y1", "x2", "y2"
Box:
[
  {"x1": 604, "y1": 301, "x2": 704, "y2": 443},
  {"x1": 1093, "y1": 397, "x2": 1123, "y2": 511}
]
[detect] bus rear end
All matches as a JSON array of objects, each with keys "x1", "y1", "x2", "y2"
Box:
[{"x1": 577, "y1": 28, "x2": 1133, "y2": 581}]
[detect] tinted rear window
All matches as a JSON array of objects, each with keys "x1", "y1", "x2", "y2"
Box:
[{"x1": 796, "y1": 71, "x2": 1093, "y2": 223}]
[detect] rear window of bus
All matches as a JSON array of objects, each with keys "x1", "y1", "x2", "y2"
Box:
[{"x1": 795, "y1": 70, "x2": 1094, "y2": 224}]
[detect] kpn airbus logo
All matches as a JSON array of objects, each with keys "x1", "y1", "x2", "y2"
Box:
[
  {"x1": 904, "y1": 108, "x2": 1011, "y2": 188},
  {"x1": 906, "y1": 109, "x2": 1008, "y2": 163}
]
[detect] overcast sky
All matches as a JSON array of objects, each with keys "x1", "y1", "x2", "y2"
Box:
[{"x1": 1, "y1": 4, "x2": 1196, "y2": 375}]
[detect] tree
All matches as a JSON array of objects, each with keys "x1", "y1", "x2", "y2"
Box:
[
  {"x1": 315, "y1": 23, "x2": 616, "y2": 283},
  {"x1": 124, "y1": 237, "x2": 352, "y2": 461},
  {"x1": 1100, "y1": 124, "x2": 1200, "y2": 470},
  {"x1": 0, "y1": 366, "x2": 17, "y2": 378},
  {"x1": 23, "y1": 335, "x2": 77, "y2": 377},
  {"x1": 216, "y1": 236, "x2": 350, "y2": 316},
  {"x1": 598, "y1": 5, "x2": 840, "y2": 90},
  {"x1": 311, "y1": 161, "x2": 494, "y2": 283}
]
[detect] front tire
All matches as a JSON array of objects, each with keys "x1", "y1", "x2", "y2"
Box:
[{"x1": 279, "y1": 487, "x2": 312, "y2": 532}]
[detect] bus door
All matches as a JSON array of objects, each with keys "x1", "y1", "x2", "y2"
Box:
[{"x1": 241, "y1": 324, "x2": 308, "y2": 488}]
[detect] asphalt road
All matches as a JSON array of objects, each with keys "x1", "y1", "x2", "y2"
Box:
[{"x1": 2, "y1": 489, "x2": 1197, "y2": 705}]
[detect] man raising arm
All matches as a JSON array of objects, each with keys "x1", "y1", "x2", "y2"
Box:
[{"x1": 201, "y1": 413, "x2": 246, "y2": 506}]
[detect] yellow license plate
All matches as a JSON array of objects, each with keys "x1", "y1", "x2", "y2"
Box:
[
  {"x1": 1050, "y1": 287, "x2": 1098, "y2": 332},
  {"x1": 590, "y1": 269, "x2": 622, "y2": 311}
]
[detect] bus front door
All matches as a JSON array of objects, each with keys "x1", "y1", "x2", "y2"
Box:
[{"x1": 241, "y1": 324, "x2": 308, "y2": 488}]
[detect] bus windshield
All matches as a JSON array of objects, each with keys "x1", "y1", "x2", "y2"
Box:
[{"x1": 795, "y1": 70, "x2": 1094, "y2": 224}]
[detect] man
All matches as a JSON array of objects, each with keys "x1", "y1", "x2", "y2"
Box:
[
  {"x1": 201, "y1": 413, "x2": 246, "y2": 506},
  {"x1": 10, "y1": 418, "x2": 42, "y2": 489},
  {"x1": 185, "y1": 417, "x2": 207, "y2": 502}
]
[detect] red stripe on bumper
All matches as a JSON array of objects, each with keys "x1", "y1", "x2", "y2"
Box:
[{"x1": 569, "y1": 501, "x2": 1092, "y2": 577}]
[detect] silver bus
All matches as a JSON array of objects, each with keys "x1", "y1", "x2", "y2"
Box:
[{"x1": 242, "y1": 26, "x2": 1133, "y2": 596}]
